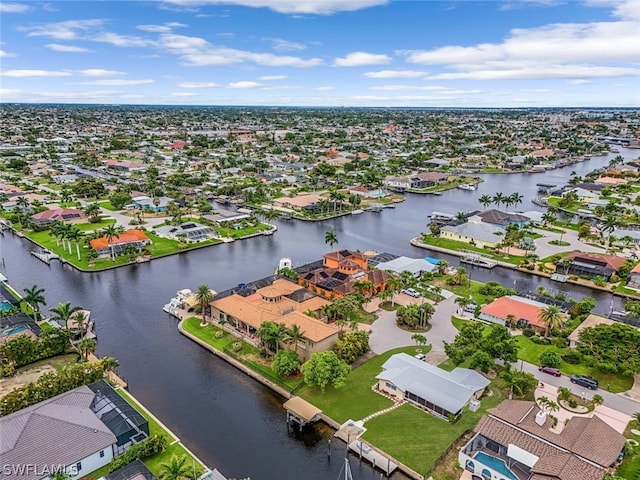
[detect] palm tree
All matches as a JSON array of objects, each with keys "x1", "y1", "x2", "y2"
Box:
[
  {"x1": 510, "y1": 192, "x2": 524, "y2": 208},
  {"x1": 454, "y1": 296, "x2": 471, "y2": 314},
  {"x1": 83, "y1": 203, "x2": 101, "y2": 222},
  {"x1": 500, "y1": 367, "x2": 523, "y2": 399},
  {"x1": 256, "y1": 321, "x2": 286, "y2": 354},
  {"x1": 591, "y1": 394, "x2": 604, "y2": 406},
  {"x1": 101, "y1": 224, "x2": 121, "y2": 261},
  {"x1": 263, "y1": 208, "x2": 280, "y2": 222},
  {"x1": 324, "y1": 230, "x2": 338, "y2": 248},
  {"x1": 411, "y1": 333, "x2": 427, "y2": 347},
  {"x1": 76, "y1": 337, "x2": 97, "y2": 361},
  {"x1": 541, "y1": 212, "x2": 557, "y2": 226},
  {"x1": 450, "y1": 267, "x2": 469, "y2": 286},
  {"x1": 386, "y1": 275, "x2": 403, "y2": 306},
  {"x1": 284, "y1": 324, "x2": 305, "y2": 350},
  {"x1": 22, "y1": 285, "x2": 46, "y2": 321},
  {"x1": 70, "y1": 310, "x2": 88, "y2": 337},
  {"x1": 159, "y1": 455, "x2": 192, "y2": 480},
  {"x1": 479, "y1": 194, "x2": 492, "y2": 209},
  {"x1": 50, "y1": 302, "x2": 83, "y2": 332},
  {"x1": 352, "y1": 279, "x2": 374, "y2": 299},
  {"x1": 195, "y1": 284, "x2": 215, "y2": 326},
  {"x1": 537, "y1": 304, "x2": 563, "y2": 339},
  {"x1": 602, "y1": 213, "x2": 618, "y2": 249},
  {"x1": 492, "y1": 192, "x2": 505, "y2": 208},
  {"x1": 558, "y1": 386, "x2": 572, "y2": 402},
  {"x1": 66, "y1": 227, "x2": 83, "y2": 261}
]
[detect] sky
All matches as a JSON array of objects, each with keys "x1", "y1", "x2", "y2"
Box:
[{"x1": 0, "y1": 0, "x2": 639, "y2": 107}]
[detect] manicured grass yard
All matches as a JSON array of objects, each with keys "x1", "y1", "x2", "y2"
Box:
[
  {"x1": 515, "y1": 335, "x2": 633, "y2": 393},
  {"x1": 298, "y1": 346, "x2": 431, "y2": 425},
  {"x1": 362, "y1": 380, "x2": 505, "y2": 476},
  {"x1": 182, "y1": 317, "x2": 302, "y2": 391},
  {"x1": 114, "y1": 388, "x2": 204, "y2": 477},
  {"x1": 618, "y1": 421, "x2": 640, "y2": 480},
  {"x1": 419, "y1": 235, "x2": 523, "y2": 265},
  {"x1": 72, "y1": 219, "x2": 116, "y2": 231},
  {"x1": 217, "y1": 222, "x2": 272, "y2": 239}
]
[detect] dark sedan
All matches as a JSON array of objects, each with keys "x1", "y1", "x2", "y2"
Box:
[{"x1": 538, "y1": 366, "x2": 561, "y2": 377}]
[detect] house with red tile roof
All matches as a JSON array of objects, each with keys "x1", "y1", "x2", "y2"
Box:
[
  {"x1": 626, "y1": 262, "x2": 640, "y2": 290},
  {"x1": 479, "y1": 295, "x2": 566, "y2": 331},
  {"x1": 89, "y1": 229, "x2": 151, "y2": 257},
  {"x1": 30, "y1": 208, "x2": 87, "y2": 227}
]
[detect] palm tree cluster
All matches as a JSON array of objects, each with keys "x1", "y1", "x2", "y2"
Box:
[
  {"x1": 256, "y1": 321, "x2": 305, "y2": 354},
  {"x1": 48, "y1": 221, "x2": 84, "y2": 261},
  {"x1": 478, "y1": 192, "x2": 525, "y2": 210}
]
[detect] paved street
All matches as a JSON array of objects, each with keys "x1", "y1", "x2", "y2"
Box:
[{"x1": 368, "y1": 292, "x2": 640, "y2": 416}]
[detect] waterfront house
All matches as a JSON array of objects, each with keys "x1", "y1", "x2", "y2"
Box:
[
  {"x1": 374, "y1": 256, "x2": 438, "y2": 277},
  {"x1": 563, "y1": 187, "x2": 599, "y2": 203},
  {"x1": 89, "y1": 229, "x2": 151, "y2": 257},
  {"x1": 105, "y1": 159, "x2": 147, "y2": 173},
  {"x1": 209, "y1": 278, "x2": 338, "y2": 361},
  {"x1": 0, "y1": 380, "x2": 149, "y2": 480},
  {"x1": 567, "y1": 314, "x2": 614, "y2": 348},
  {"x1": 439, "y1": 221, "x2": 502, "y2": 249},
  {"x1": 555, "y1": 252, "x2": 625, "y2": 281},
  {"x1": 0, "y1": 313, "x2": 41, "y2": 345},
  {"x1": 299, "y1": 250, "x2": 390, "y2": 298},
  {"x1": 203, "y1": 209, "x2": 251, "y2": 225},
  {"x1": 375, "y1": 353, "x2": 489, "y2": 421},
  {"x1": 29, "y1": 208, "x2": 87, "y2": 227},
  {"x1": 479, "y1": 295, "x2": 565, "y2": 331},
  {"x1": 273, "y1": 192, "x2": 323, "y2": 210},
  {"x1": 347, "y1": 184, "x2": 386, "y2": 199},
  {"x1": 383, "y1": 172, "x2": 449, "y2": 190},
  {"x1": 627, "y1": 263, "x2": 640, "y2": 290},
  {"x1": 471, "y1": 209, "x2": 530, "y2": 229},
  {"x1": 459, "y1": 400, "x2": 625, "y2": 480},
  {"x1": 594, "y1": 176, "x2": 628, "y2": 186},
  {"x1": 154, "y1": 222, "x2": 217, "y2": 242}
]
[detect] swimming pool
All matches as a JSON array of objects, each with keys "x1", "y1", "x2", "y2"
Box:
[
  {"x1": 0, "y1": 324, "x2": 28, "y2": 337},
  {"x1": 474, "y1": 452, "x2": 519, "y2": 480},
  {"x1": 0, "y1": 300, "x2": 13, "y2": 313}
]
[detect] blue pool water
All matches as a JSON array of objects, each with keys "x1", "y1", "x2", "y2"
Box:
[
  {"x1": 0, "y1": 324, "x2": 28, "y2": 337},
  {"x1": 474, "y1": 452, "x2": 519, "y2": 480},
  {"x1": 0, "y1": 301, "x2": 12, "y2": 312}
]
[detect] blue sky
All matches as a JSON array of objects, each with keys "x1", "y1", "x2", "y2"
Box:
[{"x1": 1, "y1": 0, "x2": 638, "y2": 106}]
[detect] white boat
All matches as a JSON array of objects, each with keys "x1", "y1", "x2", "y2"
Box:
[
  {"x1": 457, "y1": 183, "x2": 476, "y2": 191},
  {"x1": 163, "y1": 289, "x2": 193, "y2": 316},
  {"x1": 351, "y1": 209, "x2": 364, "y2": 215}
]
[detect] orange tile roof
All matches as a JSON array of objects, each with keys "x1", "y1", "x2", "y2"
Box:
[
  {"x1": 480, "y1": 296, "x2": 548, "y2": 328},
  {"x1": 90, "y1": 229, "x2": 149, "y2": 250}
]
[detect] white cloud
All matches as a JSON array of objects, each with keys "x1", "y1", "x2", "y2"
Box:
[
  {"x1": 363, "y1": 70, "x2": 427, "y2": 78},
  {"x1": 76, "y1": 69, "x2": 127, "y2": 77},
  {"x1": 264, "y1": 37, "x2": 306, "y2": 51},
  {"x1": 19, "y1": 19, "x2": 105, "y2": 40},
  {"x1": 1, "y1": 69, "x2": 72, "y2": 78},
  {"x1": 92, "y1": 32, "x2": 154, "y2": 48},
  {"x1": 584, "y1": 0, "x2": 640, "y2": 21},
  {"x1": 401, "y1": 10, "x2": 640, "y2": 81},
  {"x1": 158, "y1": 33, "x2": 322, "y2": 67},
  {"x1": 160, "y1": 0, "x2": 389, "y2": 15},
  {"x1": 137, "y1": 22, "x2": 186, "y2": 33},
  {"x1": 369, "y1": 85, "x2": 481, "y2": 94},
  {"x1": 229, "y1": 81, "x2": 264, "y2": 88},
  {"x1": 0, "y1": 3, "x2": 31, "y2": 13},
  {"x1": 567, "y1": 79, "x2": 592, "y2": 84},
  {"x1": 178, "y1": 81, "x2": 219, "y2": 88},
  {"x1": 428, "y1": 65, "x2": 640, "y2": 80},
  {"x1": 333, "y1": 51, "x2": 391, "y2": 67},
  {"x1": 170, "y1": 92, "x2": 200, "y2": 97},
  {"x1": 259, "y1": 75, "x2": 287, "y2": 80},
  {"x1": 45, "y1": 44, "x2": 94, "y2": 53},
  {"x1": 76, "y1": 79, "x2": 155, "y2": 86},
  {"x1": 0, "y1": 50, "x2": 16, "y2": 58},
  {"x1": 315, "y1": 86, "x2": 334, "y2": 91}
]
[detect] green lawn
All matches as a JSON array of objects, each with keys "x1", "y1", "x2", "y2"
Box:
[
  {"x1": 419, "y1": 235, "x2": 523, "y2": 265},
  {"x1": 97, "y1": 200, "x2": 119, "y2": 211},
  {"x1": 23, "y1": 228, "x2": 222, "y2": 271},
  {"x1": 107, "y1": 388, "x2": 204, "y2": 478},
  {"x1": 182, "y1": 317, "x2": 303, "y2": 391},
  {"x1": 618, "y1": 421, "x2": 640, "y2": 480},
  {"x1": 73, "y1": 219, "x2": 116, "y2": 231},
  {"x1": 515, "y1": 336, "x2": 633, "y2": 393},
  {"x1": 298, "y1": 346, "x2": 430, "y2": 425},
  {"x1": 362, "y1": 380, "x2": 505, "y2": 476},
  {"x1": 217, "y1": 223, "x2": 273, "y2": 238},
  {"x1": 432, "y1": 278, "x2": 495, "y2": 306}
]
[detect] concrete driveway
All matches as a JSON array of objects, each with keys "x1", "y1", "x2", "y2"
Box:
[
  {"x1": 369, "y1": 295, "x2": 459, "y2": 354},
  {"x1": 533, "y1": 228, "x2": 605, "y2": 258}
]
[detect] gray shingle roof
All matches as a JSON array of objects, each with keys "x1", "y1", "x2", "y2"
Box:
[
  {"x1": 0, "y1": 386, "x2": 116, "y2": 480},
  {"x1": 376, "y1": 353, "x2": 489, "y2": 414}
]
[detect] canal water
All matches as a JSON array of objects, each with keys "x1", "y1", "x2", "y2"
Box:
[{"x1": 1, "y1": 148, "x2": 638, "y2": 480}]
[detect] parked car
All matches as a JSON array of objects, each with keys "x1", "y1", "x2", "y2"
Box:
[
  {"x1": 538, "y1": 366, "x2": 561, "y2": 377},
  {"x1": 414, "y1": 353, "x2": 426, "y2": 361},
  {"x1": 402, "y1": 288, "x2": 420, "y2": 297},
  {"x1": 570, "y1": 374, "x2": 599, "y2": 390}
]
